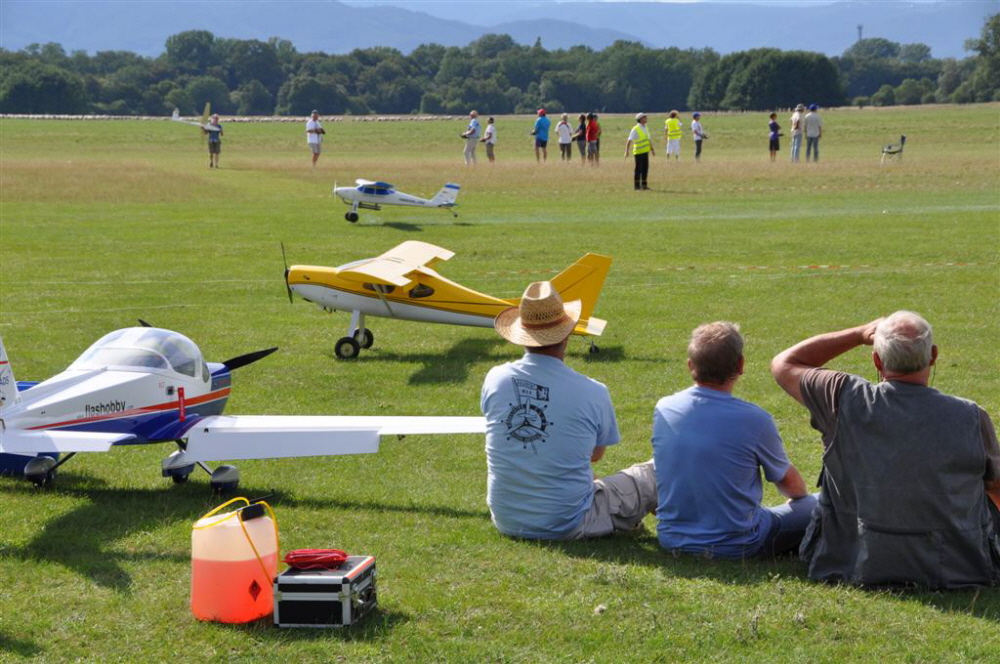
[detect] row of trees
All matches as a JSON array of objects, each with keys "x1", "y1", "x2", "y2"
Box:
[{"x1": 1, "y1": 14, "x2": 996, "y2": 116}]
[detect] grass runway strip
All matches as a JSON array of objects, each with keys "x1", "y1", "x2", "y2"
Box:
[{"x1": 0, "y1": 104, "x2": 998, "y2": 662}]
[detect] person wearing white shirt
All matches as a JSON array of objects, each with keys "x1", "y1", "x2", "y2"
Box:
[
  {"x1": 691, "y1": 112, "x2": 706, "y2": 161},
  {"x1": 480, "y1": 117, "x2": 497, "y2": 163},
  {"x1": 305, "y1": 110, "x2": 325, "y2": 168},
  {"x1": 556, "y1": 113, "x2": 574, "y2": 161}
]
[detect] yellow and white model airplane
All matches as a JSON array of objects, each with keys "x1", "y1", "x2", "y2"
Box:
[{"x1": 284, "y1": 241, "x2": 611, "y2": 359}]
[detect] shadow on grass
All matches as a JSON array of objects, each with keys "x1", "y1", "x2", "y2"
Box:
[
  {"x1": 223, "y1": 607, "x2": 410, "y2": 640},
  {"x1": 287, "y1": 495, "x2": 489, "y2": 521},
  {"x1": 348, "y1": 337, "x2": 503, "y2": 385},
  {"x1": 360, "y1": 221, "x2": 473, "y2": 232},
  {"x1": 0, "y1": 475, "x2": 289, "y2": 593},
  {"x1": 543, "y1": 532, "x2": 1000, "y2": 621},
  {"x1": 0, "y1": 631, "x2": 43, "y2": 658}
]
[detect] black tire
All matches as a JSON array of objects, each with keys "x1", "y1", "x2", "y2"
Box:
[
  {"x1": 346, "y1": 212, "x2": 359, "y2": 223},
  {"x1": 354, "y1": 328, "x2": 374, "y2": 349},
  {"x1": 171, "y1": 473, "x2": 190, "y2": 485},
  {"x1": 335, "y1": 336, "x2": 361, "y2": 359},
  {"x1": 588, "y1": 344, "x2": 600, "y2": 355}
]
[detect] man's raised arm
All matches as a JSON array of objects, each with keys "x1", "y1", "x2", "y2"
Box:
[{"x1": 770, "y1": 319, "x2": 881, "y2": 404}]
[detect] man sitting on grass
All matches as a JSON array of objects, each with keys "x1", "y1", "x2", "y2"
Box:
[
  {"x1": 652, "y1": 322, "x2": 816, "y2": 559},
  {"x1": 771, "y1": 311, "x2": 1000, "y2": 588},
  {"x1": 481, "y1": 281, "x2": 656, "y2": 540}
]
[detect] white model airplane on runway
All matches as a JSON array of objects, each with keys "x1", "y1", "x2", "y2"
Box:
[
  {"x1": 334, "y1": 179, "x2": 460, "y2": 223},
  {"x1": 284, "y1": 241, "x2": 611, "y2": 359},
  {"x1": 0, "y1": 325, "x2": 484, "y2": 491}
]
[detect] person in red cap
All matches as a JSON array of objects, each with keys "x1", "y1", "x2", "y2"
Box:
[
  {"x1": 480, "y1": 281, "x2": 657, "y2": 540},
  {"x1": 531, "y1": 109, "x2": 551, "y2": 163}
]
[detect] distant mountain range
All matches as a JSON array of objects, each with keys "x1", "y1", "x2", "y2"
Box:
[{"x1": 1, "y1": 0, "x2": 992, "y2": 59}]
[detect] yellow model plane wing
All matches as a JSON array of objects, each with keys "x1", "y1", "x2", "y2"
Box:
[{"x1": 337, "y1": 241, "x2": 455, "y2": 287}]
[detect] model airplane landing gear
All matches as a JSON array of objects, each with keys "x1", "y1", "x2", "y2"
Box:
[
  {"x1": 163, "y1": 447, "x2": 240, "y2": 492},
  {"x1": 335, "y1": 336, "x2": 361, "y2": 359},
  {"x1": 588, "y1": 339, "x2": 600, "y2": 355},
  {"x1": 353, "y1": 328, "x2": 374, "y2": 349},
  {"x1": 345, "y1": 212, "x2": 359, "y2": 223},
  {"x1": 24, "y1": 455, "x2": 59, "y2": 487}
]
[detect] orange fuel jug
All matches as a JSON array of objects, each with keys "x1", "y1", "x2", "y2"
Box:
[{"x1": 191, "y1": 497, "x2": 279, "y2": 624}]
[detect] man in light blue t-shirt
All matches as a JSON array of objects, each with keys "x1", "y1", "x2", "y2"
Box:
[
  {"x1": 652, "y1": 322, "x2": 817, "y2": 558},
  {"x1": 531, "y1": 109, "x2": 551, "y2": 163},
  {"x1": 481, "y1": 281, "x2": 656, "y2": 540}
]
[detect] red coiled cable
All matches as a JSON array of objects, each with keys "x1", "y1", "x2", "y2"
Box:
[{"x1": 284, "y1": 549, "x2": 349, "y2": 570}]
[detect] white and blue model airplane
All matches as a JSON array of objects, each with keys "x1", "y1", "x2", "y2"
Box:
[
  {"x1": 0, "y1": 325, "x2": 484, "y2": 491},
  {"x1": 334, "y1": 179, "x2": 460, "y2": 223}
]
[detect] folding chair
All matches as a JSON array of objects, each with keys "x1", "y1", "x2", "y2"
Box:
[{"x1": 881, "y1": 135, "x2": 906, "y2": 164}]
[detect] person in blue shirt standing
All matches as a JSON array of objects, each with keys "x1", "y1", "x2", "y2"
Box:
[
  {"x1": 481, "y1": 281, "x2": 657, "y2": 540},
  {"x1": 651, "y1": 321, "x2": 817, "y2": 558},
  {"x1": 203, "y1": 113, "x2": 223, "y2": 169},
  {"x1": 531, "y1": 109, "x2": 551, "y2": 163}
]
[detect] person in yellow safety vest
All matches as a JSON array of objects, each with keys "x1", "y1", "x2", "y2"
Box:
[
  {"x1": 625, "y1": 112, "x2": 655, "y2": 190},
  {"x1": 664, "y1": 110, "x2": 683, "y2": 160}
]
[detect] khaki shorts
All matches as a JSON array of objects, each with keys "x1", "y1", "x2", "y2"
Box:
[
  {"x1": 574, "y1": 460, "x2": 657, "y2": 539},
  {"x1": 309, "y1": 143, "x2": 322, "y2": 155}
]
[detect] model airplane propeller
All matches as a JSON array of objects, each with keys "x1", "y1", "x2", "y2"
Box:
[
  {"x1": 284, "y1": 241, "x2": 611, "y2": 359},
  {"x1": 333, "y1": 179, "x2": 460, "y2": 223},
  {"x1": 0, "y1": 326, "x2": 484, "y2": 491}
]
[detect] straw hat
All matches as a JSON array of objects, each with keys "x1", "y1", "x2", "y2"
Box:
[{"x1": 494, "y1": 281, "x2": 581, "y2": 347}]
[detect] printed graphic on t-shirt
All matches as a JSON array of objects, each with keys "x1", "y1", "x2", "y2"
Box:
[{"x1": 502, "y1": 378, "x2": 551, "y2": 452}]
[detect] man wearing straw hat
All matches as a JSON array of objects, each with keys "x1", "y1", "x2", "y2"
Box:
[{"x1": 481, "y1": 281, "x2": 656, "y2": 540}]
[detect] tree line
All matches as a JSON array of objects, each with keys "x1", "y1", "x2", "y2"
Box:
[{"x1": 1, "y1": 14, "x2": 996, "y2": 116}]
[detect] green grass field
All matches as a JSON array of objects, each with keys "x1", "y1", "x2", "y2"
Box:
[{"x1": 1, "y1": 105, "x2": 998, "y2": 662}]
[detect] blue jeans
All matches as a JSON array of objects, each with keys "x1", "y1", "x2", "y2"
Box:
[
  {"x1": 790, "y1": 134, "x2": 803, "y2": 162},
  {"x1": 806, "y1": 136, "x2": 820, "y2": 162},
  {"x1": 757, "y1": 493, "x2": 820, "y2": 557}
]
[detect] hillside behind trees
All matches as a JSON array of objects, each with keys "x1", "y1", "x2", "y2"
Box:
[{"x1": 1, "y1": 14, "x2": 996, "y2": 116}]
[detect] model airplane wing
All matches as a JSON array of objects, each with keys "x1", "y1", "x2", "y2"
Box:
[
  {"x1": 166, "y1": 414, "x2": 485, "y2": 464},
  {"x1": 337, "y1": 241, "x2": 456, "y2": 287},
  {"x1": 0, "y1": 429, "x2": 137, "y2": 454}
]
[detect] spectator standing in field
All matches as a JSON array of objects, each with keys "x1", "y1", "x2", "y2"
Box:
[
  {"x1": 586, "y1": 113, "x2": 601, "y2": 166},
  {"x1": 532, "y1": 109, "x2": 551, "y2": 163},
  {"x1": 771, "y1": 311, "x2": 1000, "y2": 588},
  {"x1": 664, "y1": 110, "x2": 683, "y2": 160},
  {"x1": 691, "y1": 112, "x2": 706, "y2": 161},
  {"x1": 789, "y1": 103, "x2": 805, "y2": 163},
  {"x1": 481, "y1": 116, "x2": 497, "y2": 163},
  {"x1": 556, "y1": 113, "x2": 574, "y2": 161},
  {"x1": 804, "y1": 104, "x2": 823, "y2": 162},
  {"x1": 306, "y1": 110, "x2": 325, "y2": 168},
  {"x1": 203, "y1": 113, "x2": 222, "y2": 169},
  {"x1": 624, "y1": 112, "x2": 654, "y2": 190},
  {"x1": 768, "y1": 112, "x2": 781, "y2": 162},
  {"x1": 652, "y1": 322, "x2": 816, "y2": 559},
  {"x1": 572, "y1": 113, "x2": 587, "y2": 163},
  {"x1": 481, "y1": 281, "x2": 657, "y2": 540},
  {"x1": 462, "y1": 110, "x2": 481, "y2": 165}
]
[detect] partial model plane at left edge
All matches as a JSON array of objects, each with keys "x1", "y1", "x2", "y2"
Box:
[{"x1": 0, "y1": 325, "x2": 484, "y2": 492}]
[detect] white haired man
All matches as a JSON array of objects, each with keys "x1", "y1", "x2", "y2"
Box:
[
  {"x1": 771, "y1": 311, "x2": 1000, "y2": 588},
  {"x1": 481, "y1": 281, "x2": 656, "y2": 540},
  {"x1": 652, "y1": 322, "x2": 815, "y2": 559}
]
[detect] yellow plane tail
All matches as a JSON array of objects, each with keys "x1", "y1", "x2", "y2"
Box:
[{"x1": 548, "y1": 253, "x2": 611, "y2": 336}]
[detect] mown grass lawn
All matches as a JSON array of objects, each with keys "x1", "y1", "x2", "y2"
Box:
[{"x1": 1, "y1": 104, "x2": 998, "y2": 662}]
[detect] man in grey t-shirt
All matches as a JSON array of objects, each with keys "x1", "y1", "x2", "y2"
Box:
[{"x1": 771, "y1": 311, "x2": 1000, "y2": 587}]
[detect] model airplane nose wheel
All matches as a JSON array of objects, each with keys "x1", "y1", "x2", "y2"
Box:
[
  {"x1": 353, "y1": 329, "x2": 374, "y2": 349},
  {"x1": 335, "y1": 336, "x2": 361, "y2": 359},
  {"x1": 345, "y1": 212, "x2": 359, "y2": 223}
]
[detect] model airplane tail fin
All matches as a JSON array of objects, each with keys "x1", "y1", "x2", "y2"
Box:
[
  {"x1": 549, "y1": 253, "x2": 612, "y2": 335},
  {"x1": 431, "y1": 183, "x2": 460, "y2": 207},
  {"x1": 0, "y1": 335, "x2": 20, "y2": 409}
]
